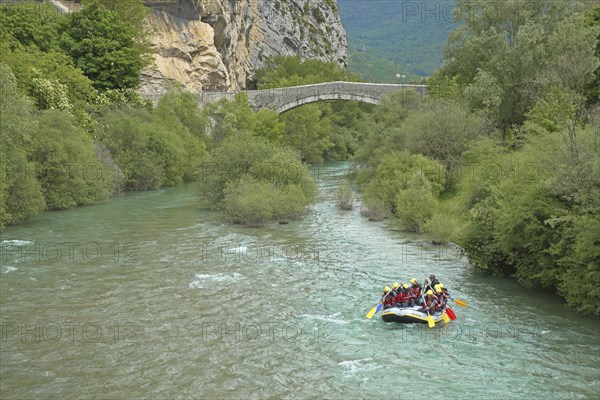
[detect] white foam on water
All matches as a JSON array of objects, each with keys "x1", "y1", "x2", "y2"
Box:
[
  {"x1": 338, "y1": 357, "x2": 382, "y2": 376},
  {"x1": 299, "y1": 312, "x2": 348, "y2": 325},
  {"x1": 226, "y1": 245, "x2": 247, "y2": 253},
  {"x1": 3, "y1": 266, "x2": 17, "y2": 273},
  {"x1": 189, "y1": 272, "x2": 243, "y2": 288},
  {"x1": 1, "y1": 239, "x2": 34, "y2": 246}
]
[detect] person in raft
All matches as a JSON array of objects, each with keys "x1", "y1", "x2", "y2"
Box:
[
  {"x1": 392, "y1": 283, "x2": 407, "y2": 308},
  {"x1": 392, "y1": 282, "x2": 411, "y2": 308},
  {"x1": 410, "y1": 278, "x2": 422, "y2": 305},
  {"x1": 382, "y1": 286, "x2": 396, "y2": 309},
  {"x1": 437, "y1": 283, "x2": 449, "y2": 307},
  {"x1": 424, "y1": 274, "x2": 440, "y2": 292},
  {"x1": 421, "y1": 290, "x2": 440, "y2": 314},
  {"x1": 434, "y1": 285, "x2": 447, "y2": 308},
  {"x1": 401, "y1": 283, "x2": 415, "y2": 307}
]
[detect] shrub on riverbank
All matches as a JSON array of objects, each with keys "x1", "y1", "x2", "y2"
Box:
[
  {"x1": 0, "y1": 63, "x2": 115, "y2": 227},
  {"x1": 204, "y1": 132, "x2": 316, "y2": 226},
  {"x1": 459, "y1": 128, "x2": 600, "y2": 314},
  {"x1": 336, "y1": 182, "x2": 353, "y2": 210},
  {"x1": 358, "y1": 151, "x2": 446, "y2": 230}
]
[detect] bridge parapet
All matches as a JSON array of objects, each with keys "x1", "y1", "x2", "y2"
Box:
[{"x1": 151, "y1": 81, "x2": 428, "y2": 112}]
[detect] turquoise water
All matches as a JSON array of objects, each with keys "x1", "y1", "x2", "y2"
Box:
[{"x1": 1, "y1": 163, "x2": 598, "y2": 398}]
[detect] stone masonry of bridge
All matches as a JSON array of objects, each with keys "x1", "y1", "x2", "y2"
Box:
[{"x1": 144, "y1": 81, "x2": 428, "y2": 113}]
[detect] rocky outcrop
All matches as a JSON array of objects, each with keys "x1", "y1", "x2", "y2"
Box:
[{"x1": 138, "y1": 0, "x2": 347, "y2": 96}]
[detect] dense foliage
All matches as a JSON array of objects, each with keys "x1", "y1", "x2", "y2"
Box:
[
  {"x1": 59, "y1": 2, "x2": 149, "y2": 90},
  {"x1": 353, "y1": 1, "x2": 600, "y2": 315},
  {"x1": 0, "y1": 2, "x2": 200, "y2": 229}
]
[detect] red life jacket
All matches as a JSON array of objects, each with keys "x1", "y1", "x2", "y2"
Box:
[
  {"x1": 383, "y1": 292, "x2": 394, "y2": 306},
  {"x1": 395, "y1": 289, "x2": 407, "y2": 303},
  {"x1": 410, "y1": 286, "x2": 420, "y2": 298}
]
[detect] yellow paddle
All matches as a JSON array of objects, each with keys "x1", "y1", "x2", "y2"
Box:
[
  {"x1": 366, "y1": 290, "x2": 392, "y2": 319},
  {"x1": 366, "y1": 303, "x2": 381, "y2": 319},
  {"x1": 441, "y1": 310, "x2": 450, "y2": 323},
  {"x1": 420, "y1": 291, "x2": 435, "y2": 328},
  {"x1": 451, "y1": 297, "x2": 468, "y2": 308}
]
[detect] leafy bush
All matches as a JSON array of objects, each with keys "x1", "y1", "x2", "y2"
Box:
[
  {"x1": 458, "y1": 127, "x2": 600, "y2": 314},
  {"x1": 362, "y1": 151, "x2": 445, "y2": 214},
  {"x1": 360, "y1": 193, "x2": 387, "y2": 221},
  {"x1": 0, "y1": 1, "x2": 64, "y2": 52},
  {"x1": 203, "y1": 130, "x2": 316, "y2": 225},
  {"x1": 336, "y1": 182, "x2": 353, "y2": 210},
  {"x1": 271, "y1": 184, "x2": 309, "y2": 223},
  {"x1": 395, "y1": 173, "x2": 439, "y2": 232},
  {"x1": 423, "y1": 213, "x2": 457, "y2": 244},
  {"x1": 223, "y1": 178, "x2": 273, "y2": 227},
  {"x1": 99, "y1": 106, "x2": 206, "y2": 190},
  {"x1": 29, "y1": 110, "x2": 115, "y2": 209},
  {"x1": 1, "y1": 63, "x2": 45, "y2": 227}
]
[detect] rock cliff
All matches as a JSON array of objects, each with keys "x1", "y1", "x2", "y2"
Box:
[{"x1": 139, "y1": 0, "x2": 347, "y2": 96}]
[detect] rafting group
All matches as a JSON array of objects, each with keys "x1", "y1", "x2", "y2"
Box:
[{"x1": 366, "y1": 274, "x2": 468, "y2": 327}]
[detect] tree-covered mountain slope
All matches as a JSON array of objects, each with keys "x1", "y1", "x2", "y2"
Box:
[{"x1": 338, "y1": 0, "x2": 456, "y2": 82}]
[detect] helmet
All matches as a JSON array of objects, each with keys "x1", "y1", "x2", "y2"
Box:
[
  {"x1": 410, "y1": 278, "x2": 417, "y2": 284},
  {"x1": 392, "y1": 282, "x2": 400, "y2": 289},
  {"x1": 384, "y1": 286, "x2": 391, "y2": 293},
  {"x1": 434, "y1": 284, "x2": 440, "y2": 291},
  {"x1": 439, "y1": 283, "x2": 445, "y2": 289},
  {"x1": 429, "y1": 274, "x2": 436, "y2": 280},
  {"x1": 435, "y1": 287, "x2": 442, "y2": 293},
  {"x1": 426, "y1": 290, "x2": 433, "y2": 296},
  {"x1": 403, "y1": 284, "x2": 409, "y2": 289}
]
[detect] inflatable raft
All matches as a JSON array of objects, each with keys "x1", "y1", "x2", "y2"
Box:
[{"x1": 381, "y1": 306, "x2": 445, "y2": 324}]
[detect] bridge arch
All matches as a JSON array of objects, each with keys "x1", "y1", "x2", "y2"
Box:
[{"x1": 274, "y1": 93, "x2": 380, "y2": 113}]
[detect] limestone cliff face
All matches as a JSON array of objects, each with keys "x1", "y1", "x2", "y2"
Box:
[{"x1": 138, "y1": 0, "x2": 347, "y2": 96}]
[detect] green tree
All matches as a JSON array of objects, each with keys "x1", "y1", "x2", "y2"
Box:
[
  {"x1": 0, "y1": 63, "x2": 45, "y2": 227},
  {"x1": 29, "y1": 110, "x2": 115, "y2": 209},
  {"x1": 0, "y1": 1, "x2": 64, "y2": 51},
  {"x1": 256, "y1": 55, "x2": 351, "y2": 89},
  {"x1": 0, "y1": 39, "x2": 97, "y2": 110},
  {"x1": 584, "y1": 2, "x2": 600, "y2": 105},
  {"x1": 281, "y1": 104, "x2": 332, "y2": 163},
  {"x1": 81, "y1": 0, "x2": 150, "y2": 40},
  {"x1": 58, "y1": 2, "x2": 147, "y2": 90},
  {"x1": 99, "y1": 106, "x2": 205, "y2": 190},
  {"x1": 440, "y1": 0, "x2": 587, "y2": 131},
  {"x1": 402, "y1": 100, "x2": 490, "y2": 176}
]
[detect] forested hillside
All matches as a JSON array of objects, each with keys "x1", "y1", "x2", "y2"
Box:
[
  {"x1": 352, "y1": 0, "x2": 600, "y2": 315},
  {"x1": 338, "y1": 0, "x2": 455, "y2": 82}
]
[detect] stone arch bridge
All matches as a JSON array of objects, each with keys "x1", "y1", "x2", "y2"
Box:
[
  {"x1": 199, "y1": 82, "x2": 427, "y2": 113},
  {"x1": 145, "y1": 82, "x2": 428, "y2": 113}
]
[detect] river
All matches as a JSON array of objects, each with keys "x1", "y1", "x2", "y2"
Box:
[{"x1": 1, "y1": 162, "x2": 598, "y2": 399}]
